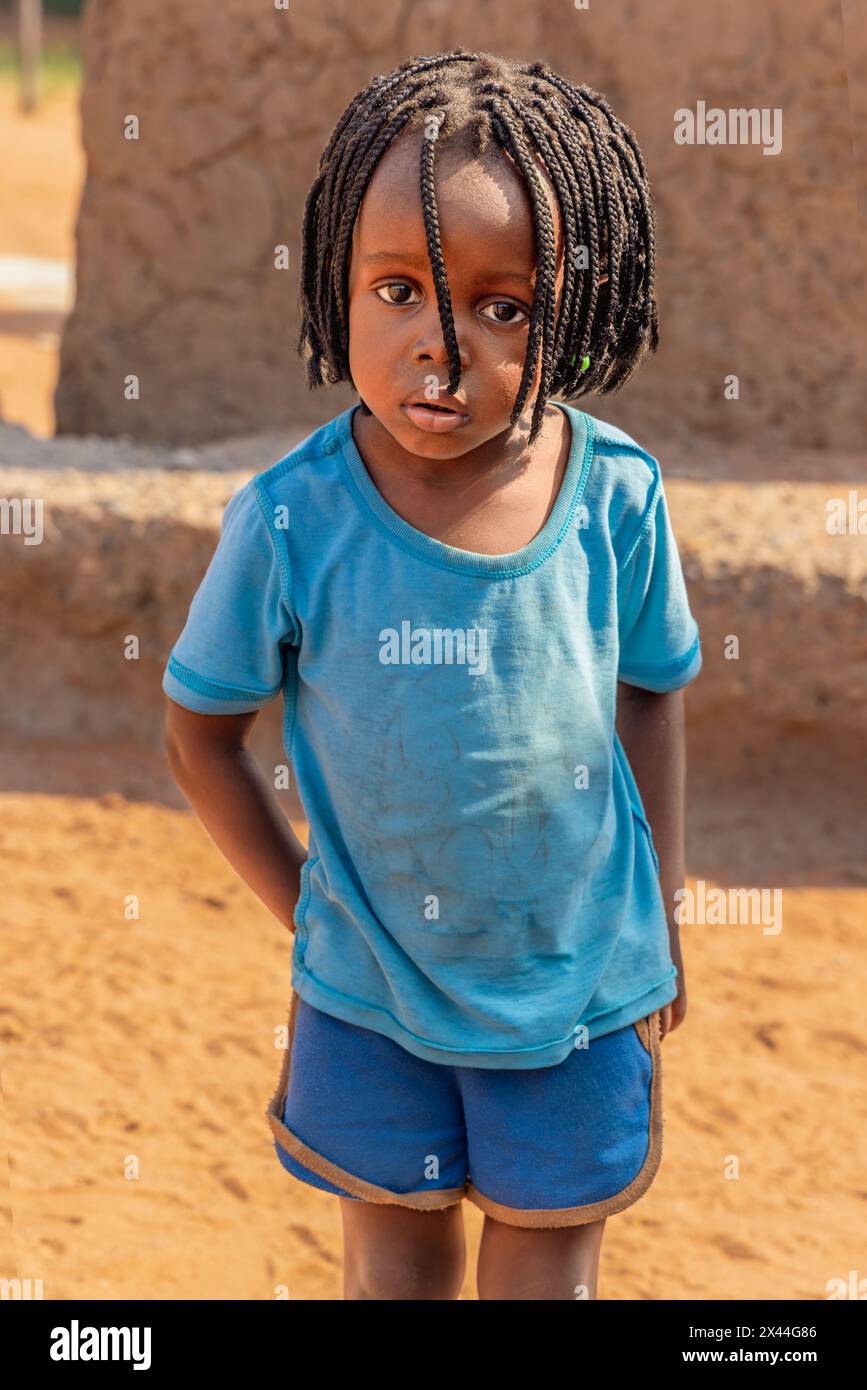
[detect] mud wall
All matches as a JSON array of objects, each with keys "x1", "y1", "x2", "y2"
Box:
[{"x1": 54, "y1": 0, "x2": 867, "y2": 452}]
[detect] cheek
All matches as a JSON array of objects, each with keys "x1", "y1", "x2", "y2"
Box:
[
  {"x1": 348, "y1": 294, "x2": 397, "y2": 359},
  {"x1": 482, "y1": 332, "x2": 533, "y2": 391},
  {"x1": 481, "y1": 367, "x2": 529, "y2": 418},
  {"x1": 347, "y1": 297, "x2": 378, "y2": 380}
]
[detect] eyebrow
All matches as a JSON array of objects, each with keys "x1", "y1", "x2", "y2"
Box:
[{"x1": 362, "y1": 250, "x2": 533, "y2": 285}]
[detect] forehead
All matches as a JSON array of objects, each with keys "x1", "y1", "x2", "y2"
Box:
[{"x1": 351, "y1": 126, "x2": 563, "y2": 270}]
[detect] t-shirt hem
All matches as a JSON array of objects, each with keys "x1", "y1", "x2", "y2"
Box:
[
  {"x1": 162, "y1": 656, "x2": 279, "y2": 714},
  {"x1": 289, "y1": 962, "x2": 679, "y2": 1070},
  {"x1": 618, "y1": 632, "x2": 702, "y2": 693}
]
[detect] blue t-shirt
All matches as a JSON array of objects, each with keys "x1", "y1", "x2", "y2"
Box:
[{"x1": 163, "y1": 400, "x2": 702, "y2": 1069}]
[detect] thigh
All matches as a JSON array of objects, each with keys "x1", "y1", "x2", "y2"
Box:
[
  {"x1": 477, "y1": 1213, "x2": 607, "y2": 1300},
  {"x1": 340, "y1": 1197, "x2": 467, "y2": 1300},
  {"x1": 459, "y1": 1009, "x2": 663, "y2": 1226},
  {"x1": 270, "y1": 993, "x2": 468, "y2": 1203}
]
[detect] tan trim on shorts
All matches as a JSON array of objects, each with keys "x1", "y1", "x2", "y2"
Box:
[
  {"x1": 464, "y1": 1008, "x2": 665, "y2": 1229},
  {"x1": 265, "y1": 987, "x2": 467, "y2": 1210}
]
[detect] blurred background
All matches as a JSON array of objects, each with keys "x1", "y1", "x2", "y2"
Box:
[{"x1": 1, "y1": 0, "x2": 865, "y2": 1301}]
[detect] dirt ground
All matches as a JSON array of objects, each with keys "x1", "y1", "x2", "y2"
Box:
[
  {"x1": 2, "y1": 788, "x2": 865, "y2": 1301},
  {"x1": 1, "y1": 37, "x2": 865, "y2": 1302}
]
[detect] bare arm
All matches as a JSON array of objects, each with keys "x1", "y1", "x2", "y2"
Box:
[
  {"x1": 163, "y1": 696, "x2": 307, "y2": 931},
  {"x1": 615, "y1": 682, "x2": 688, "y2": 1037}
]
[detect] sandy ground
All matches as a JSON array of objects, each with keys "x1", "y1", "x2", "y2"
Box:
[{"x1": 2, "y1": 782, "x2": 866, "y2": 1301}]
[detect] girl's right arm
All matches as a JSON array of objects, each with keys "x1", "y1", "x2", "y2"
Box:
[{"x1": 163, "y1": 696, "x2": 308, "y2": 932}]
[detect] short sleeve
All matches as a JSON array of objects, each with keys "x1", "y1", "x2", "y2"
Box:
[
  {"x1": 162, "y1": 479, "x2": 298, "y2": 714},
  {"x1": 616, "y1": 469, "x2": 702, "y2": 692}
]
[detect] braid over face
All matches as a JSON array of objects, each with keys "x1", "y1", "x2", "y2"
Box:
[{"x1": 297, "y1": 49, "x2": 659, "y2": 445}]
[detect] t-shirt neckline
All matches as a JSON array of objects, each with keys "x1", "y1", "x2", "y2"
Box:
[{"x1": 335, "y1": 399, "x2": 594, "y2": 577}]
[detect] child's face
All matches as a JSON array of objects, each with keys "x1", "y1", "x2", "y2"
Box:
[{"x1": 346, "y1": 128, "x2": 566, "y2": 460}]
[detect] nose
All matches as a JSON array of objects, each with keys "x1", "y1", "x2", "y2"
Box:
[{"x1": 412, "y1": 303, "x2": 470, "y2": 375}]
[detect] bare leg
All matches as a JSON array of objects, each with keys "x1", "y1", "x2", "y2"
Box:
[
  {"x1": 476, "y1": 1215, "x2": 606, "y2": 1300},
  {"x1": 340, "y1": 1197, "x2": 467, "y2": 1300}
]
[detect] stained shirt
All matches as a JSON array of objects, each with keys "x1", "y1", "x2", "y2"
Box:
[{"x1": 163, "y1": 401, "x2": 702, "y2": 1068}]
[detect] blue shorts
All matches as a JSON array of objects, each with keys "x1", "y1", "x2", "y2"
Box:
[{"x1": 266, "y1": 990, "x2": 664, "y2": 1229}]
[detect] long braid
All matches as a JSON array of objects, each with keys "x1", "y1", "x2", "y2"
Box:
[
  {"x1": 297, "y1": 49, "x2": 660, "y2": 430},
  {"x1": 330, "y1": 107, "x2": 416, "y2": 352},
  {"x1": 531, "y1": 95, "x2": 605, "y2": 390},
  {"x1": 496, "y1": 87, "x2": 587, "y2": 424},
  {"x1": 593, "y1": 85, "x2": 659, "y2": 346},
  {"x1": 572, "y1": 87, "x2": 625, "y2": 339},
  {"x1": 562, "y1": 75, "x2": 659, "y2": 376},
  {"x1": 505, "y1": 94, "x2": 582, "y2": 375},
  {"x1": 419, "y1": 110, "x2": 462, "y2": 395},
  {"x1": 532, "y1": 82, "x2": 612, "y2": 387},
  {"x1": 485, "y1": 98, "x2": 558, "y2": 443}
]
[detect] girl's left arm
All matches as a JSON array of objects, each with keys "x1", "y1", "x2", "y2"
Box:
[{"x1": 615, "y1": 682, "x2": 688, "y2": 1038}]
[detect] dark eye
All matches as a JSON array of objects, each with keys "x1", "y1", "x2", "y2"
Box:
[
  {"x1": 375, "y1": 282, "x2": 420, "y2": 305},
  {"x1": 479, "y1": 301, "x2": 529, "y2": 325}
]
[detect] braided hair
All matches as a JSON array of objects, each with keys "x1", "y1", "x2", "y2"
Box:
[{"x1": 297, "y1": 49, "x2": 659, "y2": 445}]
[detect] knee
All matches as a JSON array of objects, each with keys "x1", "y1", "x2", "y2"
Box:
[{"x1": 346, "y1": 1250, "x2": 464, "y2": 1301}]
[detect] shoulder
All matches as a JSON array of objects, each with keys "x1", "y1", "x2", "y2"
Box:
[
  {"x1": 214, "y1": 409, "x2": 349, "y2": 555},
  {"x1": 251, "y1": 408, "x2": 350, "y2": 515},
  {"x1": 569, "y1": 407, "x2": 663, "y2": 563}
]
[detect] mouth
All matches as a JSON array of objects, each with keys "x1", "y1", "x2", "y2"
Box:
[{"x1": 401, "y1": 394, "x2": 470, "y2": 433}]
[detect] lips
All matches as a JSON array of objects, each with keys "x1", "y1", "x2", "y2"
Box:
[
  {"x1": 404, "y1": 393, "x2": 468, "y2": 413},
  {"x1": 401, "y1": 396, "x2": 471, "y2": 433}
]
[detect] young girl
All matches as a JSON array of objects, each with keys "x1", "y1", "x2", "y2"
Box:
[{"x1": 163, "y1": 49, "x2": 701, "y2": 1300}]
